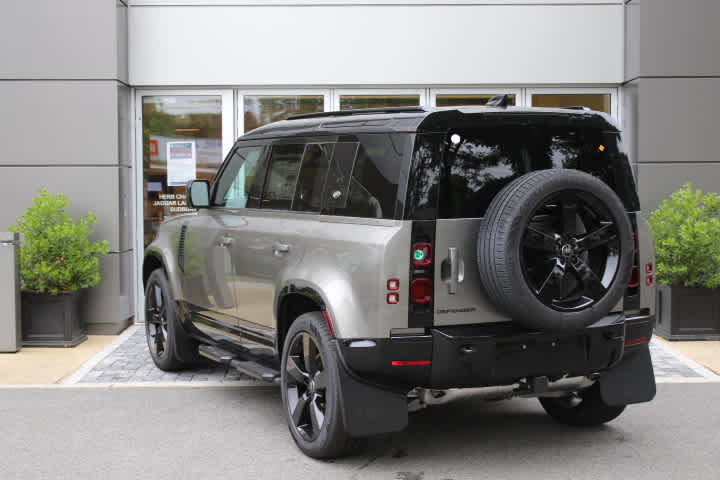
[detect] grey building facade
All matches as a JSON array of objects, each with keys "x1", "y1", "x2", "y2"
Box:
[{"x1": 0, "y1": 0, "x2": 716, "y2": 332}]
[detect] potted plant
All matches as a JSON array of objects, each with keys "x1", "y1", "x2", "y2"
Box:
[
  {"x1": 649, "y1": 183, "x2": 720, "y2": 340},
  {"x1": 9, "y1": 189, "x2": 109, "y2": 347}
]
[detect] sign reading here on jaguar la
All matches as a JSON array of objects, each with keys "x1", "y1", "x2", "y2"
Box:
[{"x1": 167, "y1": 141, "x2": 196, "y2": 187}]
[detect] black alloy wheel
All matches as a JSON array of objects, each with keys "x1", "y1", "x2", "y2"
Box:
[
  {"x1": 520, "y1": 190, "x2": 621, "y2": 312},
  {"x1": 146, "y1": 280, "x2": 169, "y2": 358},
  {"x1": 285, "y1": 332, "x2": 328, "y2": 442}
]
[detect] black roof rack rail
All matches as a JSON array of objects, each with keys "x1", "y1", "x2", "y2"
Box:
[
  {"x1": 560, "y1": 106, "x2": 591, "y2": 111},
  {"x1": 287, "y1": 106, "x2": 427, "y2": 121}
]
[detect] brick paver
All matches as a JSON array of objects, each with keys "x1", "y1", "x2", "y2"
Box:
[{"x1": 73, "y1": 325, "x2": 716, "y2": 384}]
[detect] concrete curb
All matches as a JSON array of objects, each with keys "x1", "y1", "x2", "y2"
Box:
[
  {"x1": 61, "y1": 325, "x2": 140, "y2": 385},
  {"x1": 651, "y1": 336, "x2": 719, "y2": 379}
]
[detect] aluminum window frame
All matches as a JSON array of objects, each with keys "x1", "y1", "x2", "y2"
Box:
[{"x1": 525, "y1": 87, "x2": 619, "y2": 121}]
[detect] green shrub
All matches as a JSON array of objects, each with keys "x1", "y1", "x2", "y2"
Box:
[
  {"x1": 9, "y1": 189, "x2": 109, "y2": 294},
  {"x1": 648, "y1": 183, "x2": 720, "y2": 288}
]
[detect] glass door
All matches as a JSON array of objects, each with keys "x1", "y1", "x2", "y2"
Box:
[{"x1": 137, "y1": 91, "x2": 234, "y2": 248}]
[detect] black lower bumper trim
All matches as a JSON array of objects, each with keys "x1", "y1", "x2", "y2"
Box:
[{"x1": 339, "y1": 314, "x2": 652, "y2": 390}]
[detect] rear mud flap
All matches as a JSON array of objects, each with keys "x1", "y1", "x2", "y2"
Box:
[
  {"x1": 336, "y1": 355, "x2": 408, "y2": 437},
  {"x1": 599, "y1": 343, "x2": 656, "y2": 407}
]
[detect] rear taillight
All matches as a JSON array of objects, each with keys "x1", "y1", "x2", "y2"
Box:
[
  {"x1": 411, "y1": 278, "x2": 433, "y2": 304},
  {"x1": 408, "y1": 221, "x2": 435, "y2": 328}
]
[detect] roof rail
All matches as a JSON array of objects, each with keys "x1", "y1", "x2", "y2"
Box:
[
  {"x1": 560, "y1": 106, "x2": 591, "y2": 111},
  {"x1": 287, "y1": 106, "x2": 426, "y2": 121}
]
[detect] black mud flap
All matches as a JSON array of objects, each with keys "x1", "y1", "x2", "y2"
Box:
[
  {"x1": 336, "y1": 354, "x2": 408, "y2": 437},
  {"x1": 599, "y1": 343, "x2": 656, "y2": 407}
]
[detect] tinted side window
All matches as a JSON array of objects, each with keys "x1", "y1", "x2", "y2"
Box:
[
  {"x1": 212, "y1": 145, "x2": 267, "y2": 208},
  {"x1": 262, "y1": 144, "x2": 304, "y2": 210},
  {"x1": 322, "y1": 134, "x2": 403, "y2": 219},
  {"x1": 292, "y1": 143, "x2": 334, "y2": 212}
]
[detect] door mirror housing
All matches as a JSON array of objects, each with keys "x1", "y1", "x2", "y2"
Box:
[{"x1": 187, "y1": 180, "x2": 210, "y2": 208}]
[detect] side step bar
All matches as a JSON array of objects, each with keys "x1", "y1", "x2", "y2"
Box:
[{"x1": 198, "y1": 344, "x2": 280, "y2": 383}]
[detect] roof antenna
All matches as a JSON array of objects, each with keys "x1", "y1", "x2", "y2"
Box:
[{"x1": 486, "y1": 94, "x2": 511, "y2": 108}]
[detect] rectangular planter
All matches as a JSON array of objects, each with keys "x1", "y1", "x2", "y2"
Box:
[
  {"x1": 655, "y1": 284, "x2": 720, "y2": 340},
  {"x1": 21, "y1": 290, "x2": 87, "y2": 347}
]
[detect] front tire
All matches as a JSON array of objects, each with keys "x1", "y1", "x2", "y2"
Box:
[
  {"x1": 144, "y1": 268, "x2": 196, "y2": 371},
  {"x1": 280, "y1": 312, "x2": 352, "y2": 459},
  {"x1": 539, "y1": 383, "x2": 626, "y2": 427}
]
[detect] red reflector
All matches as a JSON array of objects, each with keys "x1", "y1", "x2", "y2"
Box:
[
  {"x1": 387, "y1": 278, "x2": 400, "y2": 291},
  {"x1": 628, "y1": 266, "x2": 640, "y2": 288},
  {"x1": 645, "y1": 263, "x2": 654, "y2": 274},
  {"x1": 411, "y1": 278, "x2": 433, "y2": 304},
  {"x1": 391, "y1": 360, "x2": 432, "y2": 366},
  {"x1": 645, "y1": 275, "x2": 653, "y2": 286},
  {"x1": 412, "y1": 243, "x2": 433, "y2": 266},
  {"x1": 322, "y1": 310, "x2": 335, "y2": 337},
  {"x1": 625, "y1": 337, "x2": 648, "y2": 346},
  {"x1": 386, "y1": 292, "x2": 400, "y2": 304}
]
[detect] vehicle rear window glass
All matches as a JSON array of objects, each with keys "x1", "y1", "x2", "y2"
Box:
[
  {"x1": 292, "y1": 143, "x2": 334, "y2": 212},
  {"x1": 322, "y1": 134, "x2": 403, "y2": 219},
  {"x1": 262, "y1": 144, "x2": 304, "y2": 210},
  {"x1": 437, "y1": 126, "x2": 638, "y2": 218}
]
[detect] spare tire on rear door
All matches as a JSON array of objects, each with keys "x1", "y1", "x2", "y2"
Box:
[{"x1": 477, "y1": 169, "x2": 633, "y2": 332}]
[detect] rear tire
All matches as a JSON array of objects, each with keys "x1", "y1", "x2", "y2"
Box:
[
  {"x1": 539, "y1": 383, "x2": 626, "y2": 426},
  {"x1": 144, "y1": 269, "x2": 197, "y2": 371},
  {"x1": 280, "y1": 312, "x2": 353, "y2": 459}
]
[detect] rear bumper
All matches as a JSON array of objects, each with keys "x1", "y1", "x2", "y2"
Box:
[{"x1": 338, "y1": 313, "x2": 655, "y2": 390}]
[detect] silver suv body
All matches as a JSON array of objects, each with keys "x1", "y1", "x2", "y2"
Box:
[{"x1": 143, "y1": 103, "x2": 656, "y2": 458}]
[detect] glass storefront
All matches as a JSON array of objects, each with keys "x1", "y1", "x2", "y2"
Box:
[
  {"x1": 436, "y1": 93, "x2": 517, "y2": 107},
  {"x1": 243, "y1": 95, "x2": 324, "y2": 133},
  {"x1": 339, "y1": 94, "x2": 420, "y2": 110},
  {"x1": 141, "y1": 95, "x2": 225, "y2": 246},
  {"x1": 531, "y1": 93, "x2": 611, "y2": 114}
]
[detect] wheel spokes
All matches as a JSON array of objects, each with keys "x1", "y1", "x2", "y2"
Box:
[
  {"x1": 286, "y1": 355, "x2": 309, "y2": 385},
  {"x1": 536, "y1": 260, "x2": 566, "y2": 303},
  {"x1": 302, "y1": 333, "x2": 317, "y2": 374},
  {"x1": 523, "y1": 227, "x2": 559, "y2": 252},
  {"x1": 309, "y1": 397, "x2": 325, "y2": 432},
  {"x1": 291, "y1": 391, "x2": 309, "y2": 427},
  {"x1": 574, "y1": 221, "x2": 616, "y2": 252},
  {"x1": 570, "y1": 258, "x2": 607, "y2": 300},
  {"x1": 313, "y1": 370, "x2": 327, "y2": 391},
  {"x1": 560, "y1": 194, "x2": 579, "y2": 236}
]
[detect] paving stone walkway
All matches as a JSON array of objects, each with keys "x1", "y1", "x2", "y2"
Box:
[{"x1": 70, "y1": 325, "x2": 717, "y2": 384}]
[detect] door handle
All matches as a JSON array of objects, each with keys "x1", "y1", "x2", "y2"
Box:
[
  {"x1": 448, "y1": 247, "x2": 458, "y2": 294},
  {"x1": 273, "y1": 242, "x2": 291, "y2": 255},
  {"x1": 218, "y1": 236, "x2": 234, "y2": 248}
]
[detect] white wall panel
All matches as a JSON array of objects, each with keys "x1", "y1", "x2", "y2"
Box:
[{"x1": 129, "y1": 4, "x2": 623, "y2": 86}]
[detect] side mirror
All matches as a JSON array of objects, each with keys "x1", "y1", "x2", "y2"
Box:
[{"x1": 187, "y1": 179, "x2": 210, "y2": 208}]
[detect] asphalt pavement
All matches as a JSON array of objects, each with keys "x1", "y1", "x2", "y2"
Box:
[{"x1": 2, "y1": 382, "x2": 719, "y2": 480}]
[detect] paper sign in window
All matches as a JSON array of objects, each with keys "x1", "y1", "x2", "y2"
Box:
[{"x1": 167, "y1": 141, "x2": 196, "y2": 187}]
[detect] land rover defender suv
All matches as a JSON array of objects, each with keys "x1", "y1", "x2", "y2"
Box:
[{"x1": 143, "y1": 98, "x2": 656, "y2": 458}]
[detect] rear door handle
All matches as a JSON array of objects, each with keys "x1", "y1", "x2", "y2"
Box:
[
  {"x1": 273, "y1": 242, "x2": 290, "y2": 255},
  {"x1": 448, "y1": 247, "x2": 458, "y2": 294}
]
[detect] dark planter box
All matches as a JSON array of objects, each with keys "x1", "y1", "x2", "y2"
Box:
[
  {"x1": 655, "y1": 284, "x2": 720, "y2": 340},
  {"x1": 21, "y1": 291, "x2": 87, "y2": 347}
]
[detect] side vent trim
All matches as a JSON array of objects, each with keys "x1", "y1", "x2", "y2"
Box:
[{"x1": 177, "y1": 224, "x2": 187, "y2": 273}]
